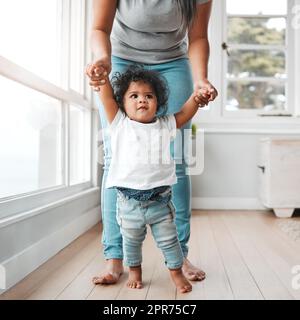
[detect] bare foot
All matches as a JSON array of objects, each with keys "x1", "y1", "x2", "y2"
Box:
[
  {"x1": 127, "y1": 265, "x2": 143, "y2": 289},
  {"x1": 169, "y1": 268, "x2": 192, "y2": 293},
  {"x1": 92, "y1": 259, "x2": 124, "y2": 285},
  {"x1": 182, "y1": 258, "x2": 206, "y2": 281}
]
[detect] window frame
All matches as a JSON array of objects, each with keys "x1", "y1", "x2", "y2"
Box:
[
  {"x1": 0, "y1": 0, "x2": 97, "y2": 216},
  {"x1": 224, "y1": 1, "x2": 291, "y2": 117}
]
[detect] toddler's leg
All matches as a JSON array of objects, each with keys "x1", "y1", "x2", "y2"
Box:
[
  {"x1": 169, "y1": 268, "x2": 192, "y2": 294},
  {"x1": 117, "y1": 193, "x2": 147, "y2": 289},
  {"x1": 150, "y1": 212, "x2": 192, "y2": 293},
  {"x1": 128, "y1": 265, "x2": 142, "y2": 289},
  {"x1": 121, "y1": 226, "x2": 146, "y2": 289}
]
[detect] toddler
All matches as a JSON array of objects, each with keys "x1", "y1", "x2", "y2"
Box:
[{"x1": 96, "y1": 65, "x2": 208, "y2": 293}]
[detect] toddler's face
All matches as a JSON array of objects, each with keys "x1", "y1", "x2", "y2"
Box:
[{"x1": 123, "y1": 81, "x2": 158, "y2": 123}]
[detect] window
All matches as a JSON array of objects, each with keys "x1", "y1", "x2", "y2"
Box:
[
  {"x1": 70, "y1": 0, "x2": 85, "y2": 94},
  {"x1": 0, "y1": 0, "x2": 62, "y2": 86},
  {"x1": 224, "y1": 0, "x2": 290, "y2": 115},
  {"x1": 0, "y1": 76, "x2": 62, "y2": 198},
  {"x1": 0, "y1": 0, "x2": 93, "y2": 207},
  {"x1": 69, "y1": 105, "x2": 91, "y2": 185}
]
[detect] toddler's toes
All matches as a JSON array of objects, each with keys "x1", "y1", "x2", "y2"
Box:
[{"x1": 127, "y1": 280, "x2": 143, "y2": 289}]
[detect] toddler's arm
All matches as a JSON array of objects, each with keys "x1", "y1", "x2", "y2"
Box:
[
  {"x1": 174, "y1": 89, "x2": 208, "y2": 128},
  {"x1": 96, "y1": 71, "x2": 119, "y2": 124}
]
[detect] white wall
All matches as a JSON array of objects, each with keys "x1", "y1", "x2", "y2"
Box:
[{"x1": 191, "y1": 131, "x2": 300, "y2": 210}]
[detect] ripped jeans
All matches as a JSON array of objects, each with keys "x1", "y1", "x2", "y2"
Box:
[{"x1": 116, "y1": 187, "x2": 184, "y2": 269}]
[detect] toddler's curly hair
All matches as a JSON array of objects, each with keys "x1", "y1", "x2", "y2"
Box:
[{"x1": 111, "y1": 64, "x2": 169, "y2": 115}]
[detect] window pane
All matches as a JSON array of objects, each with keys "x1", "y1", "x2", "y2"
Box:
[
  {"x1": 70, "y1": 0, "x2": 84, "y2": 94},
  {"x1": 227, "y1": 0, "x2": 287, "y2": 15},
  {"x1": 227, "y1": 81, "x2": 286, "y2": 111},
  {"x1": 228, "y1": 18, "x2": 286, "y2": 45},
  {"x1": 0, "y1": 0, "x2": 61, "y2": 86},
  {"x1": 0, "y1": 76, "x2": 62, "y2": 198},
  {"x1": 228, "y1": 50, "x2": 286, "y2": 78},
  {"x1": 69, "y1": 105, "x2": 91, "y2": 185}
]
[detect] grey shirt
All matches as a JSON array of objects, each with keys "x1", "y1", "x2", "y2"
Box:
[{"x1": 111, "y1": 0, "x2": 210, "y2": 64}]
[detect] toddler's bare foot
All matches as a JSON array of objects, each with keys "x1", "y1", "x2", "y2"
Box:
[
  {"x1": 169, "y1": 268, "x2": 192, "y2": 293},
  {"x1": 127, "y1": 265, "x2": 143, "y2": 289},
  {"x1": 92, "y1": 259, "x2": 123, "y2": 285},
  {"x1": 182, "y1": 258, "x2": 206, "y2": 281}
]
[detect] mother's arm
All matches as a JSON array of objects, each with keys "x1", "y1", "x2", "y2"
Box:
[
  {"x1": 188, "y1": 0, "x2": 218, "y2": 102},
  {"x1": 86, "y1": 0, "x2": 118, "y2": 91}
]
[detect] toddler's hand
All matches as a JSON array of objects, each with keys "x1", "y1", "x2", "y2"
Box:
[
  {"x1": 85, "y1": 59, "x2": 111, "y2": 92},
  {"x1": 194, "y1": 79, "x2": 218, "y2": 104},
  {"x1": 194, "y1": 88, "x2": 210, "y2": 108}
]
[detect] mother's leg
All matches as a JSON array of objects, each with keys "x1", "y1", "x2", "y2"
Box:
[
  {"x1": 152, "y1": 59, "x2": 205, "y2": 281},
  {"x1": 93, "y1": 56, "x2": 133, "y2": 284}
]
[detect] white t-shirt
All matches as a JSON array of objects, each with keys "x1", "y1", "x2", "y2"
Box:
[{"x1": 106, "y1": 110, "x2": 177, "y2": 190}]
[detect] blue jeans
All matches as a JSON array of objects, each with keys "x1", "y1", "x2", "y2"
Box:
[
  {"x1": 116, "y1": 188, "x2": 184, "y2": 269},
  {"x1": 98, "y1": 56, "x2": 193, "y2": 260}
]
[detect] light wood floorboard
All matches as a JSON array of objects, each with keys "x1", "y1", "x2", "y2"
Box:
[
  {"x1": 221, "y1": 212, "x2": 294, "y2": 300},
  {"x1": 1, "y1": 211, "x2": 300, "y2": 300}
]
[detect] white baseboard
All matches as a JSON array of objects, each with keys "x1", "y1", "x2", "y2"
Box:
[
  {"x1": 0, "y1": 206, "x2": 101, "y2": 294},
  {"x1": 192, "y1": 197, "x2": 268, "y2": 210}
]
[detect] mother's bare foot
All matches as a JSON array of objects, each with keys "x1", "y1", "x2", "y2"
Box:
[
  {"x1": 92, "y1": 258, "x2": 124, "y2": 285},
  {"x1": 127, "y1": 266, "x2": 143, "y2": 289},
  {"x1": 182, "y1": 258, "x2": 206, "y2": 281},
  {"x1": 169, "y1": 268, "x2": 192, "y2": 293}
]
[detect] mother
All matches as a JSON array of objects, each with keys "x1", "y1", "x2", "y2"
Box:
[{"x1": 86, "y1": 0, "x2": 218, "y2": 284}]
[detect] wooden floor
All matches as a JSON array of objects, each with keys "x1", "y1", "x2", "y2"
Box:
[{"x1": 1, "y1": 210, "x2": 300, "y2": 300}]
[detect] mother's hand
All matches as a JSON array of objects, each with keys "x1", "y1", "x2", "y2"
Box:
[
  {"x1": 85, "y1": 58, "x2": 111, "y2": 92},
  {"x1": 194, "y1": 79, "x2": 218, "y2": 105}
]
